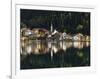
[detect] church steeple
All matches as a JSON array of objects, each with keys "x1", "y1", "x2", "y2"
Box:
[{"x1": 50, "y1": 22, "x2": 53, "y2": 33}]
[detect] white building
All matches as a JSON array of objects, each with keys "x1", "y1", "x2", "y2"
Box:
[{"x1": 73, "y1": 33, "x2": 83, "y2": 41}]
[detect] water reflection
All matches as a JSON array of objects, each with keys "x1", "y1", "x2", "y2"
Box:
[{"x1": 21, "y1": 40, "x2": 90, "y2": 69}]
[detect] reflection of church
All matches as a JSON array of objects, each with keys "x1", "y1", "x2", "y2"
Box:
[{"x1": 21, "y1": 39, "x2": 90, "y2": 56}]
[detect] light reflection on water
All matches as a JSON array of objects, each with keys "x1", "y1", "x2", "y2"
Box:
[{"x1": 21, "y1": 40, "x2": 90, "y2": 69}]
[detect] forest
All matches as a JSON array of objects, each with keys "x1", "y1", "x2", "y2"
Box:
[{"x1": 21, "y1": 9, "x2": 90, "y2": 35}]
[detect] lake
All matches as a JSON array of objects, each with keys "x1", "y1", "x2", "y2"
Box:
[{"x1": 20, "y1": 40, "x2": 90, "y2": 69}]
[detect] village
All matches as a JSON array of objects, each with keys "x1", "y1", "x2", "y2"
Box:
[{"x1": 20, "y1": 24, "x2": 90, "y2": 42}]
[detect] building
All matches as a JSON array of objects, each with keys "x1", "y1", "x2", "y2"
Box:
[
  {"x1": 73, "y1": 33, "x2": 83, "y2": 41},
  {"x1": 32, "y1": 28, "x2": 49, "y2": 39}
]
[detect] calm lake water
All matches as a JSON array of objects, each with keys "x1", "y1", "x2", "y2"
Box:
[{"x1": 20, "y1": 40, "x2": 90, "y2": 69}]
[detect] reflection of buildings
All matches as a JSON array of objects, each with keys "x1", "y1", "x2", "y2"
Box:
[
  {"x1": 73, "y1": 42, "x2": 84, "y2": 49},
  {"x1": 21, "y1": 40, "x2": 90, "y2": 56},
  {"x1": 21, "y1": 40, "x2": 49, "y2": 55}
]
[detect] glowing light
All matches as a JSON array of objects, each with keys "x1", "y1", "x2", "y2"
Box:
[{"x1": 26, "y1": 45, "x2": 32, "y2": 54}]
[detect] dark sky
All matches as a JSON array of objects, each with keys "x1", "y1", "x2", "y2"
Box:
[{"x1": 20, "y1": 9, "x2": 90, "y2": 35}]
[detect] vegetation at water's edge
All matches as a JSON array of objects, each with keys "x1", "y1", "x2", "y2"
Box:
[{"x1": 21, "y1": 9, "x2": 90, "y2": 35}]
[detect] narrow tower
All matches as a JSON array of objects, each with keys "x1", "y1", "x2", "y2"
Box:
[{"x1": 50, "y1": 22, "x2": 53, "y2": 33}]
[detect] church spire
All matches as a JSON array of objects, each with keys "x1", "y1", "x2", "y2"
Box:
[{"x1": 50, "y1": 22, "x2": 53, "y2": 33}]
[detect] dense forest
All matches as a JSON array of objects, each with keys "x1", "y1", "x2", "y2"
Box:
[{"x1": 21, "y1": 9, "x2": 90, "y2": 35}]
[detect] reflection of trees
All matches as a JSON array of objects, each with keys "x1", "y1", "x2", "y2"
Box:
[{"x1": 21, "y1": 45, "x2": 90, "y2": 69}]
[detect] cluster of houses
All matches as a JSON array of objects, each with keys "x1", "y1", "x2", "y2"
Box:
[{"x1": 21, "y1": 24, "x2": 90, "y2": 42}]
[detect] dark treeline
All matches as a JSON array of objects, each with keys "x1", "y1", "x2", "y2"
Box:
[{"x1": 21, "y1": 9, "x2": 90, "y2": 35}]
